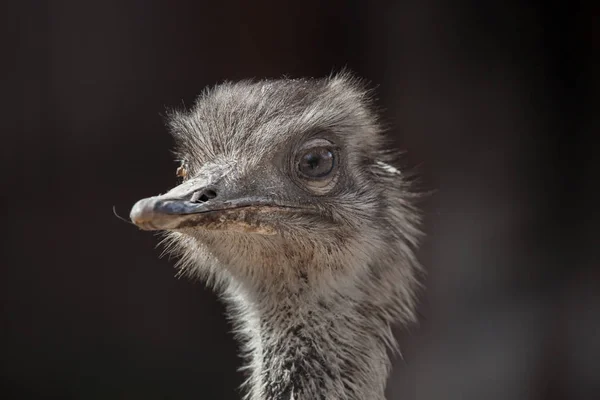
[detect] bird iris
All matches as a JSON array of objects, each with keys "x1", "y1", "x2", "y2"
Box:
[{"x1": 298, "y1": 148, "x2": 334, "y2": 178}]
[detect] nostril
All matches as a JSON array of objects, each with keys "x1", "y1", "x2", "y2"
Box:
[
  {"x1": 203, "y1": 189, "x2": 217, "y2": 200},
  {"x1": 191, "y1": 189, "x2": 217, "y2": 203}
]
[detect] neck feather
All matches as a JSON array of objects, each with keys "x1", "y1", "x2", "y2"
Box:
[{"x1": 227, "y1": 282, "x2": 394, "y2": 400}]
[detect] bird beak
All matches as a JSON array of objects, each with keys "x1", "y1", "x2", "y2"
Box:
[{"x1": 129, "y1": 176, "x2": 290, "y2": 233}]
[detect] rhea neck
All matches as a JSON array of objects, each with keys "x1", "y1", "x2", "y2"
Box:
[{"x1": 225, "y1": 267, "x2": 392, "y2": 400}]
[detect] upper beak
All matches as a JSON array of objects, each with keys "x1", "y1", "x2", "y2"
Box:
[{"x1": 130, "y1": 176, "x2": 292, "y2": 232}]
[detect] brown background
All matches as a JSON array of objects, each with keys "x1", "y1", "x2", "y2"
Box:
[{"x1": 2, "y1": 1, "x2": 599, "y2": 399}]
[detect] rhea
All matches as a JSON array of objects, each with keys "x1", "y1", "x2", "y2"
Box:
[{"x1": 130, "y1": 73, "x2": 422, "y2": 400}]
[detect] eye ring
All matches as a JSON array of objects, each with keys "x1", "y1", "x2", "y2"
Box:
[{"x1": 297, "y1": 147, "x2": 335, "y2": 179}]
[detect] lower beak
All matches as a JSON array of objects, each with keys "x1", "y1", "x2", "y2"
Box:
[{"x1": 130, "y1": 195, "x2": 285, "y2": 232}]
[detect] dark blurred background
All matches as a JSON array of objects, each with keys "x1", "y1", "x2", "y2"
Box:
[{"x1": 2, "y1": 1, "x2": 598, "y2": 399}]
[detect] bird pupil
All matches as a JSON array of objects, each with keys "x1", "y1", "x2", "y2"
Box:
[
  {"x1": 299, "y1": 148, "x2": 334, "y2": 178},
  {"x1": 307, "y1": 154, "x2": 320, "y2": 169}
]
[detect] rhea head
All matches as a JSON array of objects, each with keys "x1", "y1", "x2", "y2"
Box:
[{"x1": 130, "y1": 72, "x2": 421, "y2": 306}]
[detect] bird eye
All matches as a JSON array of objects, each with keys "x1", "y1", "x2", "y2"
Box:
[{"x1": 297, "y1": 147, "x2": 334, "y2": 179}]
